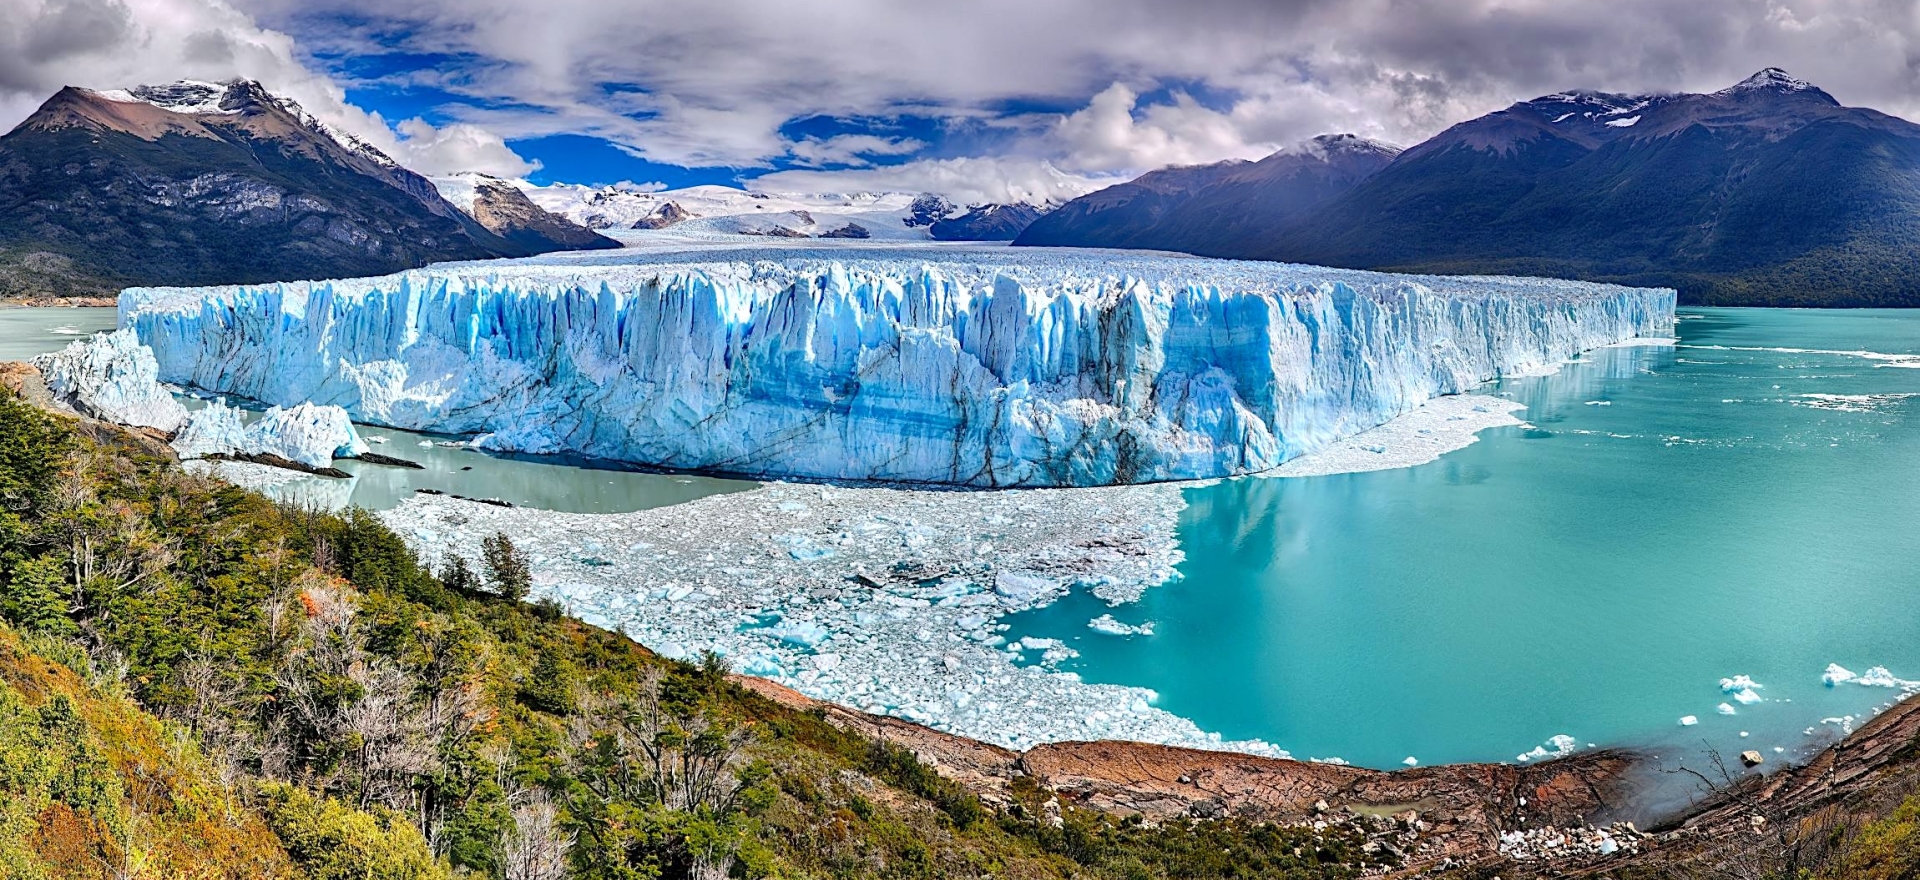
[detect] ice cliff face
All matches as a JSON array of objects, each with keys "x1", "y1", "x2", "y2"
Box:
[
  {"x1": 32, "y1": 330, "x2": 187, "y2": 431},
  {"x1": 121, "y1": 246, "x2": 1675, "y2": 487},
  {"x1": 173, "y1": 400, "x2": 368, "y2": 469},
  {"x1": 29, "y1": 330, "x2": 363, "y2": 469}
]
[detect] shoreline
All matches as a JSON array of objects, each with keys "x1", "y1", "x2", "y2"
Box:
[{"x1": 0, "y1": 296, "x2": 118, "y2": 308}]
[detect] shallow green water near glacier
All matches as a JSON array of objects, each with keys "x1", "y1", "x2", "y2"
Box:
[
  {"x1": 1007, "y1": 308, "x2": 1920, "y2": 792},
  {"x1": 0, "y1": 306, "x2": 118, "y2": 360}
]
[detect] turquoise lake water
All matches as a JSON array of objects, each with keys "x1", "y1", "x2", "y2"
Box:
[{"x1": 1006, "y1": 307, "x2": 1920, "y2": 795}]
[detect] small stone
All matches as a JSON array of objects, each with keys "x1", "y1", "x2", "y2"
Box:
[{"x1": 1312, "y1": 799, "x2": 1330, "y2": 814}]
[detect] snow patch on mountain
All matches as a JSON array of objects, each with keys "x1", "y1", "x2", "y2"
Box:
[{"x1": 92, "y1": 79, "x2": 400, "y2": 169}]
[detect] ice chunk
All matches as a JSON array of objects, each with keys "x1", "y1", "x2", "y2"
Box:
[
  {"x1": 1087, "y1": 614, "x2": 1154, "y2": 636},
  {"x1": 32, "y1": 330, "x2": 187, "y2": 431},
  {"x1": 1854, "y1": 666, "x2": 1919, "y2": 690},
  {"x1": 1823, "y1": 663, "x2": 1857, "y2": 686},
  {"x1": 122, "y1": 245, "x2": 1675, "y2": 487},
  {"x1": 764, "y1": 619, "x2": 832, "y2": 649},
  {"x1": 1679, "y1": 716, "x2": 1699, "y2": 726},
  {"x1": 1720, "y1": 674, "x2": 1764, "y2": 705},
  {"x1": 1516, "y1": 734, "x2": 1578, "y2": 762},
  {"x1": 1716, "y1": 703, "x2": 1737, "y2": 715},
  {"x1": 172, "y1": 400, "x2": 367, "y2": 468},
  {"x1": 994, "y1": 572, "x2": 1062, "y2": 606}
]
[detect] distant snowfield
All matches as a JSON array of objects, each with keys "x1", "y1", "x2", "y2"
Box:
[{"x1": 435, "y1": 175, "x2": 946, "y2": 242}]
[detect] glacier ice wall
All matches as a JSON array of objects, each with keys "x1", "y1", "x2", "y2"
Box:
[
  {"x1": 121, "y1": 246, "x2": 1675, "y2": 487},
  {"x1": 32, "y1": 329, "x2": 187, "y2": 432},
  {"x1": 173, "y1": 400, "x2": 368, "y2": 468}
]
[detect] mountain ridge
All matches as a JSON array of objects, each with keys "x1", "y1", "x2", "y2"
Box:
[
  {"x1": 1013, "y1": 133, "x2": 1400, "y2": 252},
  {"x1": 0, "y1": 80, "x2": 608, "y2": 299},
  {"x1": 1019, "y1": 70, "x2": 1920, "y2": 306}
]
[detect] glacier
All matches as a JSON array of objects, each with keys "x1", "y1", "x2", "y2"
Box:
[
  {"x1": 121, "y1": 245, "x2": 1675, "y2": 487},
  {"x1": 173, "y1": 400, "x2": 369, "y2": 469},
  {"x1": 32, "y1": 329, "x2": 188, "y2": 432}
]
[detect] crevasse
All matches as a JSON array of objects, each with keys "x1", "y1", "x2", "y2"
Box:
[{"x1": 120, "y1": 246, "x2": 1675, "y2": 487}]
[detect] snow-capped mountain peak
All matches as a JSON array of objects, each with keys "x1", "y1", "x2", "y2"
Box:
[
  {"x1": 1718, "y1": 67, "x2": 1817, "y2": 95},
  {"x1": 94, "y1": 78, "x2": 399, "y2": 169}
]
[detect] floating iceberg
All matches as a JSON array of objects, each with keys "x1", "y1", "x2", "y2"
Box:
[
  {"x1": 172, "y1": 400, "x2": 367, "y2": 468},
  {"x1": 32, "y1": 330, "x2": 187, "y2": 431},
  {"x1": 123, "y1": 245, "x2": 1675, "y2": 487},
  {"x1": 1087, "y1": 614, "x2": 1153, "y2": 636},
  {"x1": 1515, "y1": 733, "x2": 1579, "y2": 762},
  {"x1": 1720, "y1": 674, "x2": 1764, "y2": 705}
]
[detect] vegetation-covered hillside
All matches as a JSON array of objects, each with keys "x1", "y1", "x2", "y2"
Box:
[{"x1": 0, "y1": 388, "x2": 1409, "y2": 879}]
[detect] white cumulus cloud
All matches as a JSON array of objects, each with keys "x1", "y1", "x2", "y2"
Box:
[{"x1": 392, "y1": 116, "x2": 540, "y2": 177}]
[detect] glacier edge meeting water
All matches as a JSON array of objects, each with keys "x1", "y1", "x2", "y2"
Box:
[{"x1": 118, "y1": 246, "x2": 1675, "y2": 487}]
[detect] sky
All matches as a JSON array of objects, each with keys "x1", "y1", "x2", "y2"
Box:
[{"x1": 4, "y1": 0, "x2": 1920, "y2": 202}]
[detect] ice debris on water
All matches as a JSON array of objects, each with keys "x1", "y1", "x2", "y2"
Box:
[
  {"x1": 1825, "y1": 663, "x2": 1920, "y2": 695},
  {"x1": 377, "y1": 478, "x2": 1295, "y2": 757},
  {"x1": 1680, "y1": 716, "x2": 1699, "y2": 726},
  {"x1": 123, "y1": 245, "x2": 1674, "y2": 487},
  {"x1": 31, "y1": 329, "x2": 187, "y2": 431}
]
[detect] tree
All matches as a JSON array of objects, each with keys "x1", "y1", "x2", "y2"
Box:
[
  {"x1": 0, "y1": 554, "x2": 76, "y2": 637},
  {"x1": 497, "y1": 788, "x2": 571, "y2": 880},
  {"x1": 481, "y1": 534, "x2": 530, "y2": 602},
  {"x1": 437, "y1": 554, "x2": 476, "y2": 595},
  {"x1": 0, "y1": 392, "x2": 68, "y2": 516}
]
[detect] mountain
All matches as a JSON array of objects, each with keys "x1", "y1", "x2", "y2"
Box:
[
  {"x1": 0, "y1": 80, "x2": 551, "y2": 299},
  {"x1": 1252, "y1": 70, "x2": 1920, "y2": 306},
  {"x1": 930, "y1": 202, "x2": 1046, "y2": 240},
  {"x1": 1014, "y1": 134, "x2": 1400, "y2": 251},
  {"x1": 430, "y1": 172, "x2": 620, "y2": 252}
]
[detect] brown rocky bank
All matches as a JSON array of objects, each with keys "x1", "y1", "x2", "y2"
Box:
[{"x1": 734, "y1": 675, "x2": 1652, "y2": 874}]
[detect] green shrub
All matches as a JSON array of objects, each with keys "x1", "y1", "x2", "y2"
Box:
[{"x1": 258, "y1": 782, "x2": 449, "y2": 880}]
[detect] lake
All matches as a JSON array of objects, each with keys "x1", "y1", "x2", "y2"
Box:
[{"x1": 1005, "y1": 307, "x2": 1920, "y2": 790}]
